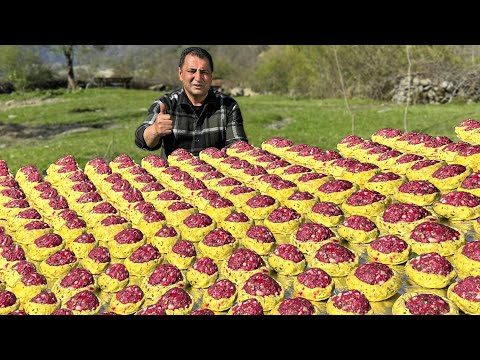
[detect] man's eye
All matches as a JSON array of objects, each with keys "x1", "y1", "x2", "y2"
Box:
[{"x1": 200, "y1": 70, "x2": 211, "y2": 75}]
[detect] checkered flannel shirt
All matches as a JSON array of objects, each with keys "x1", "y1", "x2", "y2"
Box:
[{"x1": 134, "y1": 88, "x2": 248, "y2": 160}]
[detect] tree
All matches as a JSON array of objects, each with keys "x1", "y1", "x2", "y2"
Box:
[
  {"x1": 62, "y1": 45, "x2": 76, "y2": 90},
  {"x1": 52, "y1": 45, "x2": 106, "y2": 91},
  {"x1": 0, "y1": 45, "x2": 52, "y2": 91}
]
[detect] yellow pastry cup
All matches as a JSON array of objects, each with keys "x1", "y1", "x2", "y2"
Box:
[
  {"x1": 203, "y1": 205, "x2": 235, "y2": 226},
  {"x1": 0, "y1": 297, "x2": 20, "y2": 315},
  {"x1": 224, "y1": 191, "x2": 259, "y2": 210},
  {"x1": 203, "y1": 290, "x2": 237, "y2": 312},
  {"x1": 292, "y1": 276, "x2": 335, "y2": 301},
  {"x1": 264, "y1": 215, "x2": 304, "y2": 236},
  {"x1": 79, "y1": 258, "x2": 110, "y2": 275},
  {"x1": 164, "y1": 208, "x2": 198, "y2": 228},
  {"x1": 198, "y1": 240, "x2": 239, "y2": 261},
  {"x1": 392, "y1": 290, "x2": 459, "y2": 315},
  {"x1": 242, "y1": 202, "x2": 280, "y2": 221},
  {"x1": 109, "y1": 296, "x2": 145, "y2": 315},
  {"x1": 406, "y1": 233, "x2": 465, "y2": 257},
  {"x1": 391, "y1": 161, "x2": 422, "y2": 175},
  {"x1": 3, "y1": 269, "x2": 29, "y2": 289},
  {"x1": 14, "y1": 227, "x2": 53, "y2": 246},
  {"x1": 284, "y1": 198, "x2": 318, "y2": 216},
  {"x1": 393, "y1": 191, "x2": 440, "y2": 207},
  {"x1": 326, "y1": 296, "x2": 375, "y2": 315},
  {"x1": 178, "y1": 221, "x2": 216, "y2": 243},
  {"x1": 222, "y1": 220, "x2": 254, "y2": 240},
  {"x1": 342, "y1": 169, "x2": 380, "y2": 187},
  {"x1": 82, "y1": 213, "x2": 114, "y2": 229},
  {"x1": 405, "y1": 162, "x2": 445, "y2": 181},
  {"x1": 26, "y1": 242, "x2": 65, "y2": 262},
  {"x1": 140, "y1": 279, "x2": 186, "y2": 303},
  {"x1": 270, "y1": 300, "x2": 322, "y2": 315},
  {"x1": 39, "y1": 260, "x2": 78, "y2": 279},
  {"x1": 295, "y1": 176, "x2": 332, "y2": 193},
  {"x1": 56, "y1": 227, "x2": 88, "y2": 246},
  {"x1": 315, "y1": 185, "x2": 359, "y2": 205},
  {"x1": 368, "y1": 156, "x2": 398, "y2": 171},
  {"x1": 240, "y1": 236, "x2": 276, "y2": 256},
  {"x1": 455, "y1": 154, "x2": 480, "y2": 172},
  {"x1": 366, "y1": 244, "x2": 411, "y2": 265},
  {"x1": 6, "y1": 216, "x2": 44, "y2": 233},
  {"x1": 136, "y1": 221, "x2": 166, "y2": 241},
  {"x1": 97, "y1": 274, "x2": 129, "y2": 293},
  {"x1": 447, "y1": 281, "x2": 480, "y2": 315},
  {"x1": 91, "y1": 222, "x2": 132, "y2": 243},
  {"x1": 376, "y1": 217, "x2": 433, "y2": 237},
  {"x1": 165, "y1": 252, "x2": 195, "y2": 270},
  {"x1": 162, "y1": 299, "x2": 194, "y2": 315},
  {"x1": 432, "y1": 201, "x2": 480, "y2": 221},
  {"x1": 290, "y1": 235, "x2": 339, "y2": 257},
  {"x1": 108, "y1": 238, "x2": 146, "y2": 259},
  {"x1": 185, "y1": 267, "x2": 218, "y2": 289},
  {"x1": 306, "y1": 212, "x2": 343, "y2": 228},
  {"x1": 11, "y1": 282, "x2": 48, "y2": 303},
  {"x1": 237, "y1": 286, "x2": 285, "y2": 312},
  {"x1": 267, "y1": 254, "x2": 306, "y2": 276},
  {"x1": 430, "y1": 170, "x2": 472, "y2": 192},
  {"x1": 149, "y1": 234, "x2": 180, "y2": 254},
  {"x1": 66, "y1": 241, "x2": 98, "y2": 259},
  {"x1": 345, "y1": 267, "x2": 402, "y2": 301},
  {"x1": 51, "y1": 279, "x2": 98, "y2": 303},
  {"x1": 266, "y1": 187, "x2": 299, "y2": 205},
  {"x1": 308, "y1": 256, "x2": 359, "y2": 277},
  {"x1": 341, "y1": 198, "x2": 390, "y2": 217},
  {"x1": 337, "y1": 225, "x2": 379, "y2": 244},
  {"x1": 405, "y1": 261, "x2": 457, "y2": 289},
  {"x1": 452, "y1": 246, "x2": 480, "y2": 278},
  {"x1": 371, "y1": 134, "x2": 402, "y2": 147},
  {"x1": 124, "y1": 257, "x2": 163, "y2": 277},
  {"x1": 458, "y1": 186, "x2": 480, "y2": 199},
  {"x1": 220, "y1": 261, "x2": 269, "y2": 286},
  {"x1": 24, "y1": 300, "x2": 59, "y2": 315}
]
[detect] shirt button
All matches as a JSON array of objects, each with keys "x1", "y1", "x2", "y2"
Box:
[{"x1": 195, "y1": 139, "x2": 199, "y2": 143}]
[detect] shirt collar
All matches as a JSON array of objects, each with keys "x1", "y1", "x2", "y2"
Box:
[{"x1": 179, "y1": 87, "x2": 216, "y2": 107}]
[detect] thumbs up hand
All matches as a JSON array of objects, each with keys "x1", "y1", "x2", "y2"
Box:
[{"x1": 153, "y1": 102, "x2": 173, "y2": 137}]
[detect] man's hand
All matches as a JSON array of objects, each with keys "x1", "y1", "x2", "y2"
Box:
[{"x1": 153, "y1": 102, "x2": 173, "y2": 137}]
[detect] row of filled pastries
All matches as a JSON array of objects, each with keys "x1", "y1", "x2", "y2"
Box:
[
  {"x1": 2, "y1": 218, "x2": 480, "y2": 315},
  {"x1": 2, "y1": 156, "x2": 480, "y2": 314},
  {"x1": 368, "y1": 127, "x2": 480, "y2": 172}
]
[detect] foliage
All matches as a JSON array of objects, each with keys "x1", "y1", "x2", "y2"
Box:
[{"x1": 0, "y1": 45, "x2": 54, "y2": 91}]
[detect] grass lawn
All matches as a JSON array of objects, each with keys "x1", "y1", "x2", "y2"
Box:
[{"x1": 1, "y1": 88, "x2": 480, "y2": 174}]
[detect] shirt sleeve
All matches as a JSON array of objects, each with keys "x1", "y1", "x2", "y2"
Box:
[
  {"x1": 224, "y1": 102, "x2": 248, "y2": 148},
  {"x1": 134, "y1": 99, "x2": 164, "y2": 151}
]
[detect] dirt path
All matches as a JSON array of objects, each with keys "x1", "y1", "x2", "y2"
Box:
[{"x1": 0, "y1": 97, "x2": 63, "y2": 111}]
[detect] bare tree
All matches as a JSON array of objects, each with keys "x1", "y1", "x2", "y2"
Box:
[
  {"x1": 52, "y1": 45, "x2": 105, "y2": 91},
  {"x1": 62, "y1": 45, "x2": 76, "y2": 90}
]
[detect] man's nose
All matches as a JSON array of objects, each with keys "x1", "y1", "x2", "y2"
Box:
[{"x1": 194, "y1": 71, "x2": 202, "y2": 81}]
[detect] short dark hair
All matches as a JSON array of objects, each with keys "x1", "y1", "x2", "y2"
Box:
[{"x1": 179, "y1": 47, "x2": 214, "y2": 72}]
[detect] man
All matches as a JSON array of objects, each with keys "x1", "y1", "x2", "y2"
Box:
[{"x1": 134, "y1": 46, "x2": 248, "y2": 160}]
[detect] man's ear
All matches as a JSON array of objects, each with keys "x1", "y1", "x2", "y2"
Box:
[{"x1": 178, "y1": 67, "x2": 182, "y2": 80}]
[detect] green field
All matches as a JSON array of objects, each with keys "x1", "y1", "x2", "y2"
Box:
[{"x1": 1, "y1": 88, "x2": 480, "y2": 174}]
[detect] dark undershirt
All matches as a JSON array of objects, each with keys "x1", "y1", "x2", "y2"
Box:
[{"x1": 193, "y1": 105, "x2": 203, "y2": 117}]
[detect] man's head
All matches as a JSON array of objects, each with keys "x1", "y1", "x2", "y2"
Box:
[{"x1": 178, "y1": 47, "x2": 214, "y2": 105}]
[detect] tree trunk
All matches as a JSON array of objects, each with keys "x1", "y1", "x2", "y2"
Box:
[{"x1": 63, "y1": 45, "x2": 76, "y2": 91}]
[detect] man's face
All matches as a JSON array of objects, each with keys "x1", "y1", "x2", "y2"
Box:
[{"x1": 179, "y1": 54, "x2": 212, "y2": 103}]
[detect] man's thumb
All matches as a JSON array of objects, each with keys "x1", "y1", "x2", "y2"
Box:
[{"x1": 159, "y1": 102, "x2": 167, "y2": 114}]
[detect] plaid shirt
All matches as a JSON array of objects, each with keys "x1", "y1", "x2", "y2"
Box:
[{"x1": 134, "y1": 88, "x2": 248, "y2": 159}]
